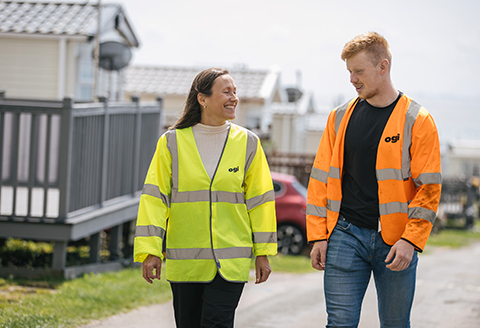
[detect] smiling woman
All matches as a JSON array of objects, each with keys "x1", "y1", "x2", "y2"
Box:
[
  {"x1": 133, "y1": 68, "x2": 278, "y2": 328},
  {"x1": 197, "y1": 74, "x2": 238, "y2": 126},
  {"x1": 170, "y1": 68, "x2": 231, "y2": 129}
]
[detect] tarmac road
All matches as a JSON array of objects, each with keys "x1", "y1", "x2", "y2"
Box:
[{"x1": 80, "y1": 242, "x2": 480, "y2": 328}]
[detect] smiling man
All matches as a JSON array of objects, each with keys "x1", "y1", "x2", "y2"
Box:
[{"x1": 307, "y1": 32, "x2": 442, "y2": 327}]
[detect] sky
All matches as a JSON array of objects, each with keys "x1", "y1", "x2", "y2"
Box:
[{"x1": 106, "y1": 0, "x2": 480, "y2": 142}]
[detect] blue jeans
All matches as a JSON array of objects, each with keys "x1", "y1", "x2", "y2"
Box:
[{"x1": 324, "y1": 216, "x2": 418, "y2": 328}]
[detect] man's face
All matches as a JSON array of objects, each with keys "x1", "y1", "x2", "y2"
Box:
[{"x1": 346, "y1": 51, "x2": 383, "y2": 101}]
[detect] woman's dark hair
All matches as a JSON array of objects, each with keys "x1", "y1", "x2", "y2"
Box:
[{"x1": 171, "y1": 67, "x2": 230, "y2": 129}]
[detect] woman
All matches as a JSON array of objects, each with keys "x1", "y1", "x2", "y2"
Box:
[{"x1": 133, "y1": 68, "x2": 277, "y2": 328}]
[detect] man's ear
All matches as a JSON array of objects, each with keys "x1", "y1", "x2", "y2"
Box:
[{"x1": 380, "y1": 59, "x2": 389, "y2": 74}]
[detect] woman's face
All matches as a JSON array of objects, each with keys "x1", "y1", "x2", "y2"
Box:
[{"x1": 199, "y1": 74, "x2": 238, "y2": 126}]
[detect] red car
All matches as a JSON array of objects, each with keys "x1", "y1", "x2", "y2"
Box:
[{"x1": 271, "y1": 171, "x2": 308, "y2": 255}]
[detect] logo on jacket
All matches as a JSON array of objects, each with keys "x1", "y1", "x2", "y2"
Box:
[
  {"x1": 385, "y1": 133, "x2": 400, "y2": 143},
  {"x1": 228, "y1": 166, "x2": 239, "y2": 173}
]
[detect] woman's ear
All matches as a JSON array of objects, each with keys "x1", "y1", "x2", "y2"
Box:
[{"x1": 197, "y1": 93, "x2": 206, "y2": 108}]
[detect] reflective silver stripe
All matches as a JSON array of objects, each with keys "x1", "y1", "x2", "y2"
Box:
[
  {"x1": 329, "y1": 166, "x2": 341, "y2": 179},
  {"x1": 377, "y1": 168, "x2": 403, "y2": 181},
  {"x1": 135, "y1": 225, "x2": 166, "y2": 239},
  {"x1": 413, "y1": 172, "x2": 442, "y2": 188},
  {"x1": 244, "y1": 130, "x2": 258, "y2": 175},
  {"x1": 167, "y1": 248, "x2": 213, "y2": 260},
  {"x1": 142, "y1": 184, "x2": 170, "y2": 207},
  {"x1": 166, "y1": 130, "x2": 179, "y2": 190},
  {"x1": 246, "y1": 190, "x2": 275, "y2": 210},
  {"x1": 327, "y1": 199, "x2": 341, "y2": 213},
  {"x1": 401, "y1": 100, "x2": 421, "y2": 179},
  {"x1": 379, "y1": 203, "x2": 437, "y2": 224},
  {"x1": 172, "y1": 189, "x2": 209, "y2": 202},
  {"x1": 167, "y1": 247, "x2": 253, "y2": 260},
  {"x1": 306, "y1": 203, "x2": 326, "y2": 217},
  {"x1": 334, "y1": 100, "x2": 351, "y2": 135},
  {"x1": 216, "y1": 247, "x2": 253, "y2": 259},
  {"x1": 408, "y1": 207, "x2": 437, "y2": 224},
  {"x1": 379, "y1": 202, "x2": 408, "y2": 215},
  {"x1": 253, "y1": 231, "x2": 277, "y2": 244},
  {"x1": 171, "y1": 190, "x2": 245, "y2": 204},
  {"x1": 213, "y1": 190, "x2": 245, "y2": 204},
  {"x1": 311, "y1": 166, "x2": 328, "y2": 183}
]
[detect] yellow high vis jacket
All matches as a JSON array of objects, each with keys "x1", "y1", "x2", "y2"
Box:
[
  {"x1": 134, "y1": 123, "x2": 277, "y2": 282},
  {"x1": 306, "y1": 94, "x2": 442, "y2": 251}
]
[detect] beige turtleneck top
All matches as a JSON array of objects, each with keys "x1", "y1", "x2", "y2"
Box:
[{"x1": 191, "y1": 122, "x2": 230, "y2": 179}]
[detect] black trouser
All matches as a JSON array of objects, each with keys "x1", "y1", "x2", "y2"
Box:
[{"x1": 170, "y1": 273, "x2": 245, "y2": 328}]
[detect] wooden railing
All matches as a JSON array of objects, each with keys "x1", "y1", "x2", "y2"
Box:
[{"x1": 0, "y1": 92, "x2": 162, "y2": 277}]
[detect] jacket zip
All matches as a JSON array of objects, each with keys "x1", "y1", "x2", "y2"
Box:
[{"x1": 208, "y1": 126, "x2": 231, "y2": 270}]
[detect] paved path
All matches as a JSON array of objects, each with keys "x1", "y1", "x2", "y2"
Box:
[{"x1": 80, "y1": 243, "x2": 480, "y2": 328}]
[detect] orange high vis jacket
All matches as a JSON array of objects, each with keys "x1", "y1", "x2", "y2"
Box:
[{"x1": 306, "y1": 94, "x2": 442, "y2": 251}]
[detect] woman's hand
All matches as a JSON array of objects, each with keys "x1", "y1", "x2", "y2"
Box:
[
  {"x1": 255, "y1": 255, "x2": 272, "y2": 284},
  {"x1": 142, "y1": 254, "x2": 162, "y2": 284}
]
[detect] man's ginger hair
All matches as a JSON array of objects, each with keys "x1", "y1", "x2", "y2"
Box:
[{"x1": 341, "y1": 32, "x2": 392, "y2": 69}]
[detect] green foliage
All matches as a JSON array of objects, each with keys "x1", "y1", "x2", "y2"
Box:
[
  {"x1": 0, "y1": 239, "x2": 54, "y2": 268},
  {"x1": 66, "y1": 245, "x2": 92, "y2": 267},
  {"x1": 0, "y1": 238, "x2": 109, "y2": 269}
]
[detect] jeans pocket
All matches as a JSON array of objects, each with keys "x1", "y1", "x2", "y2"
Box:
[{"x1": 336, "y1": 215, "x2": 351, "y2": 231}]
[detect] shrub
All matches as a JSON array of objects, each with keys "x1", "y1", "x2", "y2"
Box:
[
  {"x1": 0, "y1": 239, "x2": 98, "y2": 268},
  {"x1": 0, "y1": 239, "x2": 53, "y2": 268}
]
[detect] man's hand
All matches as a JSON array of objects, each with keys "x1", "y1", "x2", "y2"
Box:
[
  {"x1": 310, "y1": 240, "x2": 328, "y2": 271},
  {"x1": 385, "y1": 239, "x2": 414, "y2": 271},
  {"x1": 255, "y1": 255, "x2": 272, "y2": 284},
  {"x1": 142, "y1": 254, "x2": 162, "y2": 284}
]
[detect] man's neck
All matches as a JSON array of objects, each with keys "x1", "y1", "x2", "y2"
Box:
[{"x1": 366, "y1": 87, "x2": 399, "y2": 108}]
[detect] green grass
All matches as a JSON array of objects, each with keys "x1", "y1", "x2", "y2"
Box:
[
  {"x1": 1, "y1": 223, "x2": 479, "y2": 327},
  {"x1": 0, "y1": 254, "x2": 314, "y2": 328},
  {"x1": 267, "y1": 253, "x2": 315, "y2": 273},
  {"x1": 0, "y1": 267, "x2": 171, "y2": 328},
  {"x1": 427, "y1": 225, "x2": 480, "y2": 248}
]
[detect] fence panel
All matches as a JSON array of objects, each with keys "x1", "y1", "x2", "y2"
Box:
[
  {"x1": 0, "y1": 96, "x2": 162, "y2": 222},
  {"x1": 137, "y1": 111, "x2": 162, "y2": 190},
  {"x1": 0, "y1": 101, "x2": 63, "y2": 220},
  {"x1": 69, "y1": 114, "x2": 104, "y2": 212}
]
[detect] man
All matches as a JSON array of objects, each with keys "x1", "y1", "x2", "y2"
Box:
[{"x1": 307, "y1": 32, "x2": 442, "y2": 327}]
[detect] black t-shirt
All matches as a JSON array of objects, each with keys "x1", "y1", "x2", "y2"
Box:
[{"x1": 340, "y1": 93, "x2": 402, "y2": 230}]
